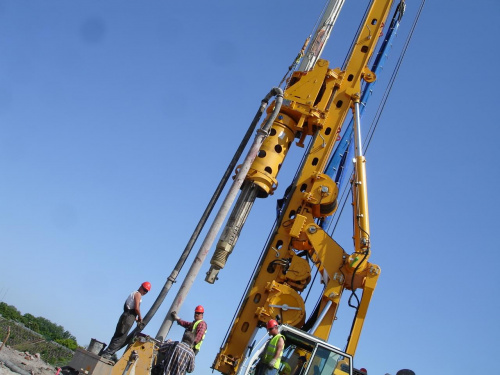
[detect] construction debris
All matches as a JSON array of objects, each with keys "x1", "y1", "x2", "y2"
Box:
[{"x1": 0, "y1": 344, "x2": 55, "y2": 375}]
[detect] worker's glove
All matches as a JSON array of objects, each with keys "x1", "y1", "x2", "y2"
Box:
[
  {"x1": 137, "y1": 321, "x2": 145, "y2": 330},
  {"x1": 171, "y1": 311, "x2": 179, "y2": 321},
  {"x1": 268, "y1": 359, "x2": 277, "y2": 368}
]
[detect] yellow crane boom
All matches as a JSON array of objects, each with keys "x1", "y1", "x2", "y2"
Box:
[{"x1": 212, "y1": 0, "x2": 395, "y2": 373}]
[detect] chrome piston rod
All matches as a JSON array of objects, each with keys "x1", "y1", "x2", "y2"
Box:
[{"x1": 205, "y1": 182, "x2": 259, "y2": 284}]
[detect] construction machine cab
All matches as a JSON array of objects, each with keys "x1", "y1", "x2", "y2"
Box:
[{"x1": 273, "y1": 325, "x2": 353, "y2": 375}]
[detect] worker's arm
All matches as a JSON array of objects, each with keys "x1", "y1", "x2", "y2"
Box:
[
  {"x1": 269, "y1": 336, "x2": 285, "y2": 367},
  {"x1": 193, "y1": 320, "x2": 207, "y2": 345},
  {"x1": 177, "y1": 319, "x2": 191, "y2": 328},
  {"x1": 186, "y1": 354, "x2": 195, "y2": 373},
  {"x1": 275, "y1": 336, "x2": 284, "y2": 359},
  {"x1": 133, "y1": 292, "x2": 142, "y2": 321},
  {"x1": 170, "y1": 311, "x2": 189, "y2": 327}
]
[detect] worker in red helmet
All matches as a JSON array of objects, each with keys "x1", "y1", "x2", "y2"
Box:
[
  {"x1": 171, "y1": 305, "x2": 207, "y2": 355},
  {"x1": 255, "y1": 320, "x2": 285, "y2": 375},
  {"x1": 100, "y1": 281, "x2": 151, "y2": 360}
]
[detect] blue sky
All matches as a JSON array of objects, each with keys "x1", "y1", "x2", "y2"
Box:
[{"x1": 1, "y1": 1, "x2": 499, "y2": 375}]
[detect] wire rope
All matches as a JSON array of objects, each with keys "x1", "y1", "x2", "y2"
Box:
[
  {"x1": 365, "y1": 0, "x2": 426, "y2": 152},
  {"x1": 279, "y1": 0, "x2": 342, "y2": 88}
]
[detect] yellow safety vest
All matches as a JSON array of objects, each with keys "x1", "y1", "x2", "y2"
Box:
[
  {"x1": 263, "y1": 334, "x2": 285, "y2": 369},
  {"x1": 192, "y1": 319, "x2": 206, "y2": 350}
]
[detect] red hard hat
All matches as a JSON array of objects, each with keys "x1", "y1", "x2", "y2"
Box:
[
  {"x1": 266, "y1": 319, "x2": 278, "y2": 329},
  {"x1": 195, "y1": 305, "x2": 204, "y2": 313},
  {"x1": 141, "y1": 281, "x2": 151, "y2": 291},
  {"x1": 360, "y1": 368, "x2": 367, "y2": 374}
]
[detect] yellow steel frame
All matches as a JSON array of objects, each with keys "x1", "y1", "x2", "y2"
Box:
[
  {"x1": 111, "y1": 339, "x2": 157, "y2": 375},
  {"x1": 213, "y1": 0, "x2": 394, "y2": 374}
]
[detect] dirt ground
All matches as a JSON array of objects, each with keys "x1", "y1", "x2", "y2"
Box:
[{"x1": 0, "y1": 344, "x2": 56, "y2": 375}]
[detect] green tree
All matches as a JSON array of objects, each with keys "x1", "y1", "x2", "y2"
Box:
[
  {"x1": 0, "y1": 302, "x2": 22, "y2": 321},
  {"x1": 21, "y1": 313, "x2": 40, "y2": 331},
  {"x1": 55, "y1": 338, "x2": 78, "y2": 351},
  {"x1": 0, "y1": 302, "x2": 79, "y2": 349}
]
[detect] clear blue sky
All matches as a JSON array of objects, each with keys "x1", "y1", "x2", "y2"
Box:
[{"x1": 1, "y1": 1, "x2": 499, "y2": 375}]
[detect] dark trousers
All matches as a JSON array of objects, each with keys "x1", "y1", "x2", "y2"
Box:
[{"x1": 101, "y1": 311, "x2": 136, "y2": 357}]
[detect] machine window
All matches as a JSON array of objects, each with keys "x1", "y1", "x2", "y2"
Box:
[{"x1": 305, "y1": 345, "x2": 350, "y2": 375}]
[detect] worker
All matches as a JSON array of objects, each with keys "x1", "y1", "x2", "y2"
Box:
[
  {"x1": 171, "y1": 305, "x2": 207, "y2": 355},
  {"x1": 255, "y1": 319, "x2": 285, "y2": 375},
  {"x1": 292, "y1": 356, "x2": 307, "y2": 375},
  {"x1": 100, "y1": 281, "x2": 151, "y2": 359},
  {"x1": 158, "y1": 331, "x2": 195, "y2": 375}
]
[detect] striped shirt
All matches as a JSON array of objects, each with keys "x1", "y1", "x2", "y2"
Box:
[{"x1": 160, "y1": 341, "x2": 195, "y2": 375}]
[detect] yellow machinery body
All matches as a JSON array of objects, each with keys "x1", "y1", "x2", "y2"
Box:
[
  {"x1": 111, "y1": 338, "x2": 158, "y2": 375},
  {"x1": 212, "y1": 0, "x2": 394, "y2": 373}
]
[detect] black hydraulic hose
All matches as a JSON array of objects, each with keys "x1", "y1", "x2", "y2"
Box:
[
  {"x1": 344, "y1": 249, "x2": 369, "y2": 352},
  {"x1": 119, "y1": 89, "x2": 282, "y2": 349}
]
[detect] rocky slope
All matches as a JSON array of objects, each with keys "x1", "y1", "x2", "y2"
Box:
[{"x1": 0, "y1": 344, "x2": 56, "y2": 375}]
